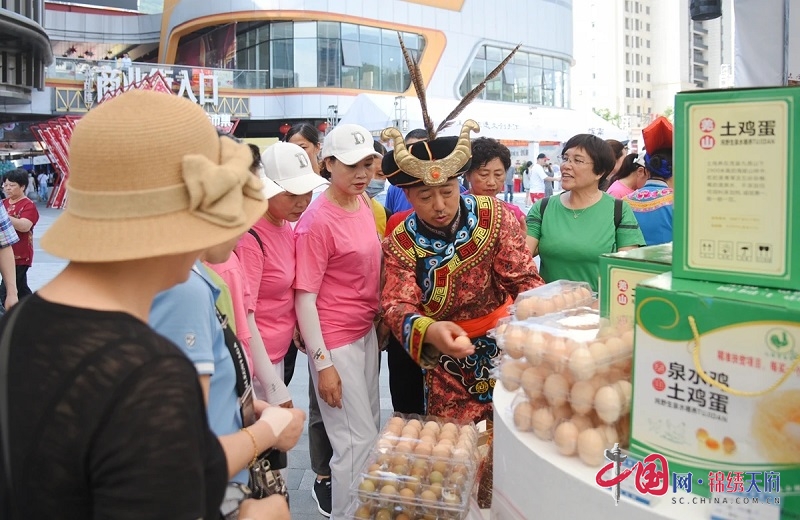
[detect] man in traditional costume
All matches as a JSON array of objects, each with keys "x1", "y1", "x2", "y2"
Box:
[{"x1": 380, "y1": 119, "x2": 544, "y2": 423}]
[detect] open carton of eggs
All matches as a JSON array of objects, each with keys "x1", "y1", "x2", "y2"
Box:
[
  {"x1": 348, "y1": 414, "x2": 480, "y2": 520},
  {"x1": 512, "y1": 280, "x2": 595, "y2": 320},
  {"x1": 491, "y1": 310, "x2": 635, "y2": 467}
]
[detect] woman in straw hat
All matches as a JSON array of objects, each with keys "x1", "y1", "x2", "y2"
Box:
[
  {"x1": 294, "y1": 123, "x2": 383, "y2": 519},
  {"x1": 0, "y1": 90, "x2": 281, "y2": 520}
]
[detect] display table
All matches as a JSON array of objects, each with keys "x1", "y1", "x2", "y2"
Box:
[{"x1": 492, "y1": 386, "x2": 708, "y2": 520}]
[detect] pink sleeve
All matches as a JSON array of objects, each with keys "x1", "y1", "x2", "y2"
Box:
[
  {"x1": 294, "y1": 224, "x2": 332, "y2": 294},
  {"x1": 210, "y1": 262, "x2": 252, "y2": 346},
  {"x1": 235, "y1": 233, "x2": 265, "y2": 313}
]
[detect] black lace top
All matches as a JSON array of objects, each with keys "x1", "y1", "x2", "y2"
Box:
[{"x1": 0, "y1": 295, "x2": 227, "y2": 519}]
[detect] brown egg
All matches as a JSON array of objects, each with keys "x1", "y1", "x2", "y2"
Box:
[
  {"x1": 395, "y1": 441, "x2": 414, "y2": 454},
  {"x1": 568, "y1": 347, "x2": 596, "y2": 381},
  {"x1": 544, "y1": 337, "x2": 568, "y2": 370},
  {"x1": 439, "y1": 430, "x2": 458, "y2": 443},
  {"x1": 503, "y1": 326, "x2": 527, "y2": 359},
  {"x1": 570, "y1": 380, "x2": 596, "y2": 415},
  {"x1": 399, "y1": 487, "x2": 416, "y2": 501},
  {"x1": 452, "y1": 447, "x2": 471, "y2": 462},
  {"x1": 571, "y1": 414, "x2": 593, "y2": 432},
  {"x1": 406, "y1": 419, "x2": 423, "y2": 431},
  {"x1": 354, "y1": 505, "x2": 372, "y2": 519},
  {"x1": 441, "y1": 422, "x2": 459, "y2": 435},
  {"x1": 521, "y1": 366, "x2": 546, "y2": 400},
  {"x1": 376, "y1": 453, "x2": 391, "y2": 465},
  {"x1": 432, "y1": 444, "x2": 452, "y2": 458},
  {"x1": 428, "y1": 482, "x2": 443, "y2": 498},
  {"x1": 522, "y1": 331, "x2": 547, "y2": 366},
  {"x1": 431, "y1": 460, "x2": 448, "y2": 474},
  {"x1": 400, "y1": 426, "x2": 420, "y2": 440},
  {"x1": 513, "y1": 401, "x2": 534, "y2": 431},
  {"x1": 375, "y1": 509, "x2": 392, "y2": 520},
  {"x1": 588, "y1": 342, "x2": 611, "y2": 374},
  {"x1": 403, "y1": 476, "x2": 421, "y2": 493},
  {"x1": 543, "y1": 373, "x2": 570, "y2": 407},
  {"x1": 392, "y1": 464, "x2": 409, "y2": 476},
  {"x1": 392, "y1": 454, "x2": 409, "y2": 467},
  {"x1": 515, "y1": 296, "x2": 537, "y2": 320},
  {"x1": 437, "y1": 438, "x2": 454, "y2": 447},
  {"x1": 412, "y1": 458, "x2": 428, "y2": 470},
  {"x1": 410, "y1": 466, "x2": 426, "y2": 479},
  {"x1": 499, "y1": 359, "x2": 527, "y2": 391},
  {"x1": 454, "y1": 335, "x2": 472, "y2": 349},
  {"x1": 577, "y1": 428, "x2": 606, "y2": 466},
  {"x1": 414, "y1": 442, "x2": 433, "y2": 457},
  {"x1": 551, "y1": 403, "x2": 573, "y2": 423},
  {"x1": 359, "y1": 478, "x2": 376, "y2": 494},
  {"x1": 429, "y1": 470, "x2": 445, "y2": 484},
  {"x1": 380, "y1": 484, "x2": 398, "y2": 497},
  {"x1": 554, "y1": 421, "x2": 579, "y2": 456},
  {"x1": 395, "y1": 514, "x2": 412, "y2": 520},
  {"x1": 420, "y1": 489, "x2": 437, "y2": 502},
  {"x1": 551, "y1": 293, "x2": 567, "y2": 311},
  {"x1": 368, "y1": 463, "x2": 382, "y2": 473},
  {"x1": 387, "y1": 416, "x2": 406, "y2": 430},
  {"x1": 532, "y1": 407, "x2": 555, "y2": 440},
  {"x1": 538, "y1": 298, "x2": 557, "y2": 316}
]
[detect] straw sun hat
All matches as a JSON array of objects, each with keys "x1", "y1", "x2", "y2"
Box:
[{"x1": 41, "y1": 90, "x2": 267, "y2": 262}]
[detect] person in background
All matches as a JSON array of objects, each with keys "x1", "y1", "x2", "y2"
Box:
[
  {"x1": 282, "y1": 123, "x2": 335, "y2": 518},
  {"x1": 625, "y1": 116, "x2": 675, "y2": 246},
  {"x1": 606, "y1": 153, "x2": 648, "y2": 199},
  {"x1": 0, "y1": 204, "x2": 18, "y2": 310},
  {"x1": 0, "y1": 90, "x2": 262, "y2": 520},
  {"x1": 504, "y1": 159, "x2": 516, "y2": 203},
  {"x1": 526, "y1": 134, "x2": 645, "y2": 291},
  {"x1": 464, "y1": 137, "x2": 526, "y2": 228},
  {"x1": 365, "y1": 140, "x2": 392, "y2": 236},
  {"x1": 384, "y1": 128, "x2": 427, "y2": 214},
  {"x1": 295, "y1": 123, "x2": 383, "y2": 519},
  {"x1": 528, "y1": 153, "x2": 556, "y2": 204},
  {"x1": 1, "y1": 169, "x2": 40, "y2": 303},
  {"x1": 521, "y1": 160, "x2": 532, "y2": 194},
  {"x1": 37, "y1": 171, "x2": 49, "y2": 203},
  {"x1": 601, "y1": 139, "x2": 626, "y2": 191}
]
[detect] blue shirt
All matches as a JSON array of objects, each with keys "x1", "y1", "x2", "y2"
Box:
[
  {"x1": 150, "y1": 262, "x2": 248, "y2": 484},
  {"x1": 625, "y1": 179, "x2": 674, "y2": 246}
]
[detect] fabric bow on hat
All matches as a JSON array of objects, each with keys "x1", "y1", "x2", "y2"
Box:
[{"x1": 183, "y1": 137, "x2": 265, "y2": 227}]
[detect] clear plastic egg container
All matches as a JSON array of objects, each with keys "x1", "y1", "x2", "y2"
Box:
[
  {"x1": 376, "y1": 414, "x2": 480, "y2": 466},
  {"x1": 509, "y1": 391, "x2": 632, "y2": 467},
  {"x1": 350, "y1": 452, "x2": 475, "y2": 520},
  {"x1": 492, "y1": 310, "x2": 634, "y2": 379},
  {"x1": 344, "y1": 495, "x2": 465, "y2": 520},
  {"x1": 511, "y1": 280, "x2": 595, "y2": 320}
]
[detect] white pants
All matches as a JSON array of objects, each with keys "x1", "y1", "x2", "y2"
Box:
[{"x1": 308, "y1": 328, "x2": 380, "y2": 519}]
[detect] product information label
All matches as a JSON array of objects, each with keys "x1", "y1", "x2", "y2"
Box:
[
  {"x1": 608, "y1": 267, "x2": 660, "y2": 328},
  {"x1": 686, "y1": 100, "x2": 789, "y2": 276}
]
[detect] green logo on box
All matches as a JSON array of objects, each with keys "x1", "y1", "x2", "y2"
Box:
[{"x1": 766, "y1": 328, "x2": 794, "y2": 354}]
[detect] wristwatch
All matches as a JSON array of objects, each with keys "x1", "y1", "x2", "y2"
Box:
[{"x1": 220, "y1": 482, "x2": 252, "y2": 519}]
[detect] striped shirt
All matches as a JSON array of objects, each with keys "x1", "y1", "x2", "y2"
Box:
[{"x1": 0, "y1": 204, "x2": 19, "y2": 248}]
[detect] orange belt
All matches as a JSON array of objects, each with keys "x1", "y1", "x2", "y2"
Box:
[{"x1": 453, "y1": 297, "x2": 513, "y2": 338}]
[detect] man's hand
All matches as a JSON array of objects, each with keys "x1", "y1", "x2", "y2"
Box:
[
  {"x1": 292, "y1": 327, "x2": 306, "y2": 353},
  {"x1": 425, "y1": 321, "x2": 474, "y2": 359},
  {"x1": 238, "y1": 495, "x2": 290, "y2": 520},
  {"x1": 318, "y1": 365, "x2": 342, "y2": 409}
]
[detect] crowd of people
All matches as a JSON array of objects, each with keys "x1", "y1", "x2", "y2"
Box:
[{"x1": 0, "y1": 87, "x2": 675, "y2": 520}]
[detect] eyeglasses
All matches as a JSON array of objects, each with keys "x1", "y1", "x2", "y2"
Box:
[{"x1": 561, "y1": 154, "x2": 593, "y2": 166}]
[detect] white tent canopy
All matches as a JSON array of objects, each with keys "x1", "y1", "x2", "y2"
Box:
[{"x1": 336, "y1": 93, "x2": 628, "y2": 142}]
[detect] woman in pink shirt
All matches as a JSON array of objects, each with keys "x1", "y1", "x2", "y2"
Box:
[
  {"x1": 606, "y1": 153, "x2": 648, "y2": 199},
  {"x1": 236, "y1": 142, "x2": 329, "y2": 381},
  {"x1": 294, "y1": 124, "x2": 383, "y2": 519}
]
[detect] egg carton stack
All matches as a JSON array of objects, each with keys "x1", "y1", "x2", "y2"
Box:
[
  {"x1": 512, "y1": 281, "x2": 596, "y2": 319},
  {"x1": 346, "y1": 414, "x2": 480, "y2": 520},
  {"x1": 492, "y1": 292, "x2": 635, "y2": 467}
]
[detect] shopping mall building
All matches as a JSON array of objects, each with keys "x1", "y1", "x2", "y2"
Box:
[{"x1": 2, "y1": 0, "x2": 634, "y2": 162}]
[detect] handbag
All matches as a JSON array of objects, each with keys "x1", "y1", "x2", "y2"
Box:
[{"x1": 214, "y1": 306, "x2": 289, "y2": 504}]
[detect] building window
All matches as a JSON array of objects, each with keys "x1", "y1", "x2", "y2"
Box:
[
  {"x1": 458, "y1": 45, "x2": 570, "y2": 108},
  {"x1": 647, "y1": 56, "x2": 651, "y2": 65},
  {"x1": 625, "y1": 35, "x2": 630, "y2": 46},
  {"x1": 177, "y1": 20, "x2": 424, "y2": 92},
  {"x1": 626, "y1": 87, "x2": 631, "y2": 97},
  {"x1": 625, "y1": 53, "x2": 630, "y2": 65},
  {"x1": 646, "y1": 6, "x2": 650, "y2": 14},
  {"x1": 647, "y1": 73, "x2": 651, "y2": 81},
  {"x1": 626, "y1": 70, "x2": 630, "y2": 81},
  {"x1": 647, "y1": 90, "x2": 651, "y2": 99},
  {"x1": 646, "y1": 23, "x2": 650, "y2": 31}
]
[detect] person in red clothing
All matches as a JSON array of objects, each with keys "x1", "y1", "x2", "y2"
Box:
[{"x1": 1, "y1": 169, "x2": 40, "y2": 301}]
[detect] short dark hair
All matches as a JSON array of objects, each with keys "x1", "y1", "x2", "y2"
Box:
[
  {"x1": 404, "y1": 128, "x2": 428, "y2": 144},
  {"x1": 468, "y1": 137, "x2": 511, "y2": 172},
  {"x1": 285, "y1": 123, "x2": 321, "y2": 147},
  {"x1": 247, "y1": 144, "x2": 262, "y2": 173},
  {"x1": 372, "y1": 140, "x2": 387, "y2": 156},
  {"x1": 562, "y1": 134, "x2": 616, "y2": 184},
  {"x1": 605, "y1": 139, "x2": 626, "y2": 160},
  {"x1": 4, "y1": 168, "x2": 29, "y2": 188}
]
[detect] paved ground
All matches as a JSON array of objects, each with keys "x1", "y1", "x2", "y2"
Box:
[{"x1": 28, "y1": 192, "x2": 533, "y2": 519}]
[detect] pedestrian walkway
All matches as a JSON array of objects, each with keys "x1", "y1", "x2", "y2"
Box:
[{"x1": 27, "y1": 193, "x2": 534, "y2": 519}]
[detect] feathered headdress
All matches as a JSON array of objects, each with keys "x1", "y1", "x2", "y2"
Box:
[{"x1": 381, "y1": 36, "x2": 520, "y2": 186}]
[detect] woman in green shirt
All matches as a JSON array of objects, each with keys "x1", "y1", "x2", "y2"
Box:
[{"x1": 525, "y1": 134, "x2": 645, "y2": 291}]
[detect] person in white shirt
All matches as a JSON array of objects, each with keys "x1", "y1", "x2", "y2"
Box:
[
  {"x1": 528, "y1": 153, "x2": 557, "y2": 204},
  {"x1": 37, "y1": 172, "x2": 49, "y2": 202}
]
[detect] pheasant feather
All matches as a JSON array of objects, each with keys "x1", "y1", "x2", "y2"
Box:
[{"x1": 398, "y1": 32, "x2": 436, "y2": 140}]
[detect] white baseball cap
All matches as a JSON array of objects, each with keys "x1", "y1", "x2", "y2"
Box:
[
  {"x1": 320, "y1": 124, "x2": 381, "y2": 165},
  {"x1": 261, "y1": 142, "x2": 329, "y2": 196},
  {"x1": 258, "y1": 171, "x2": 285, "y2": 199}
]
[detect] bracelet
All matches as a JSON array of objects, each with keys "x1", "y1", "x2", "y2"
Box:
[{"x1": 241, "y1": 427, "x2": 259, "y2": 469}]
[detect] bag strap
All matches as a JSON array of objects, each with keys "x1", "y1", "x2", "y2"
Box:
[
  {"x1": 613, "y1": 197, "x2": 623, "y2": 229},
  {"x1": 247, "y1": 229, "x2": 265, "y2": 255},
  {"x1": 539, "y1": 195, "x2": 551, "y2": 221},
  {"x1": 1, "y1": 299, "x2": 29, "y2": 506}
]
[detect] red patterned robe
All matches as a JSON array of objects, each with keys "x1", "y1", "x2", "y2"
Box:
[{"x1": 382, "y1": 195, "x2": 543, "y2": 424}]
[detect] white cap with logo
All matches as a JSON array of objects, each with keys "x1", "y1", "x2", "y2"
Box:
[
  {"x1": 320, "y1": 124, "x2": 381, "y2": 166},
  {"x1": 261, "y1": 142, "x2": 330, "y2": 196}
]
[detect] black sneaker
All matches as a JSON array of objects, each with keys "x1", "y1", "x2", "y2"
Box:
[{"x1": 312, "y1": 477, "x2": 332, "y2": 517}]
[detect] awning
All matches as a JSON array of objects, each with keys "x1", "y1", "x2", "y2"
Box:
[{"x1": 337, "y1": 93, "x2": 628, "y2": 142}]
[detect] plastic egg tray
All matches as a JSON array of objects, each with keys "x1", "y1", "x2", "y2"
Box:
[
  {"x1": 348, "y1": 415, "x2": 480, "y2": 520},
  {"x1": 512, "y1": 280, "x2": 595, "y2": 320}
]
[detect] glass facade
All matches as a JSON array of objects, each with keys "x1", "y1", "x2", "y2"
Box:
[
  {"x1": 459, "y1": 45, "x2": 570, "y2": 108},
  {"x1": 177, "y1": 20, "x2": 424, "y2": 92}
]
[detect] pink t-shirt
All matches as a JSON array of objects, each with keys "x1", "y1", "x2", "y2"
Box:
[
  {"x1": 294, "y1": 194, "x2": 381, "y2": 350},
  {"x1": 607, "y1": 180, "x2": 635, "y2": 199},
  {"x1": 235, "y1": 219, "x2": 296, "y2": 363},
  {"x1": 206, "y1": 255, "x2": 254, "y2": 364}
]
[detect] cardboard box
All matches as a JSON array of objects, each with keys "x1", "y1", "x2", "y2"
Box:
[
  {"x1": 598, "y1": 243, "x2": 672, "y2": 328},
  {"x1": 673, "y1": 86, "x2": 800, "y2": 290},
  {"x1": 630, "y1": 273, "x2": 799, "y2": 518}
]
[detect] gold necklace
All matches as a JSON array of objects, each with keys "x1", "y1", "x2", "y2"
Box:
[{"x1": 568, "y1": 192, "x2": 600, "y2": 219}]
